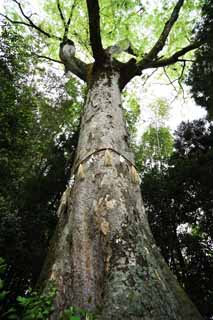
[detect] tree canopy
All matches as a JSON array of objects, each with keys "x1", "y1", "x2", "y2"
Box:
[{"x1": 0, "y1": 0, "x2": 205, "y2": 88}]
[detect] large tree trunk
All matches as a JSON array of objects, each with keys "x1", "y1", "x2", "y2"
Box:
[{"x1": 39, "y1": 65, "x2": 202, "y2": 319}]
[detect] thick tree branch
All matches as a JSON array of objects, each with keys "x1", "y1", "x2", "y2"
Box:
[
  {"x1": 86, "y1": 0, "x2": 106, "y2": 62},
  {"x1": 119, "y1": 41, "x2": 202, "y2": 90},
  {"x1": 9, "y1": 0, "x2": 62, "y2": 40},
  {"x1": 144, "y1": 42, "x2": 201, "y2": 69},
  {"x1": 2, "y1": 0, "x2": 87, "y2": 82},
  {"x1": 61, "y1": 55, "x2": 88, "y2": 82},
  {"x1": 118, "y1": 58, "x2": 140, "y2": 90},
  {"x1": 119, "y1": 0, "x2": 193, "y2": 89},
  {"x1": 138, "y1": 0, "x2": 184, "y2": 67},
  {"x1": 35, "y1": 52, "x2": 87, "y2": 85}
]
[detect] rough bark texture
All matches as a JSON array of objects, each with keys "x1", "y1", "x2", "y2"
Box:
[{"x1": 39, "y1": 64, "x2": 202, "y2": 320}]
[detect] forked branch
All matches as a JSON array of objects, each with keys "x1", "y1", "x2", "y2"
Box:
[
  {"x1": 4, "y1": 0, "x2": 62, "y2": 40},
  {"x1": 120, "y1": 40, "x2": 202, "y2": 89},
  {"x1": 57, "y1": 0, "x2": 66, "y2": 28},
  {"x1": 2, "y1": 0, "x2": 88, "y2": 82},
  {"x1": 63, "y1": 0, "x2": 77, "y2": 40},
  {"x1": 0, "y1": 12, "x2": 61, "y2": 40},
  {"x1": 138, "y1": 0, "x2": 185, "y2": 68},
  {"x1": 146, "y1": 42, "x2": 202, "y2": 69},
  {"x1": 120, "y1": 0, "x2": 203, "y2": 88}
]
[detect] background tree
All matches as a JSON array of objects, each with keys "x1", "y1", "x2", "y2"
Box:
[
  {"x1": 0, "y1": 25, "x2": 82, "y2": 316},
  {"x1": 135, "y1": 98, "x2": 173, "y2": 172},
  {"x1": 187, "y1": 0, "x2": 213, "y2": 118},
  {"x1": 140, "y1": 119, "x2": 213, "y2": 319}
]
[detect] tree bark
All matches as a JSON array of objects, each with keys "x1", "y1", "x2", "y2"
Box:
[{"x1": 39, "y1": 64, "x2": 202, "y2": 319}]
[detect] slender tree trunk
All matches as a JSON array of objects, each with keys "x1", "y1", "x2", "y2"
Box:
[{"x1": 39, "y1": 65, "x2": 202, "y2": 319}]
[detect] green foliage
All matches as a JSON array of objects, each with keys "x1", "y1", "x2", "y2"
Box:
[
  {"x1": 60, "y1": 306, "x2": 95, "y2": 320},
  {"x1": 0, "y1": 25, "x2": 81, "y2": 317},
  {"x1": 136, "y1": 126, "x2": 173, "y2": 171},
  {"x1": 135, "y1": 97, "x2": 173, "y2": 171},
  {"x1": 15, "y1": 284, "x2": 56, "y2": 320},
  {"x1": 5, "y1": 0, "x2": 203, "y2": 66},
  {"x1": 187, "y1": 0, "x2": 213, "y2": 118},
  {"x1": 141, "y1": 119, "x2": 213, "y2": 319},
  {"x1": 123, "y1": 92, "x2": 140, "y2": 141},
  {"x1": 0, "y1": 258, "x2": 8, "y2": 302},
  {"x1": 1, "y1": 1, "x2": 210, "y2": 319},
  {"x1": 149, "y1": 98, "x2": 170, "y2": 123},
  {"x1": 0, "y1": 272, "x2": 56, "y2": 320}
]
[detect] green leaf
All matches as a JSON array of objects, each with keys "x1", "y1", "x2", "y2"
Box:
[
  {"x1": 0, "y1": 291, "x2": 8, "y2": 300},
  {"x1": 0, "y1": 279, "x2": 4, "y2": 289}
]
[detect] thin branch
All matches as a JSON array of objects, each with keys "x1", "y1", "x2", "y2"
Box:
[
  {"x1": 163, "y1": 62, "x2": 186, "y2": 100},
  {"x1": 138, "y1": 0, "x2": 184, "y2": 67},
  {"x1": 142, "y1": 69, "x2": 158, "y2": 86},
  {"x1": 28, "y1": 13, "x2": 38, "y2": 19},
  {"x1": 33, "y1": 54, "x2": 63, "y2": 64},
  {"x1": 0, "y1": 13, "x2": 32, "y2": 28},
  {"x1": 86, "y1": 0, "x2": 106, "y2": 62},
  {"x1": 57, "y1": 0, "x2": 66, "y2": 28},
  {"x1": 163, "y1": 67, "x2": 179, "y2": 93},
  {"x1": 178, "y1": 61, "x2": 186, "y2": 100},
  {"x1": 64, "y1": 0, "x2": 77, "y2": 40},
  {"x1": 136, "y1": 6, "x2": 145, "y2": 15},
  {"x1": 10, "y1": 0, "x2": 62, "y2": 40}
]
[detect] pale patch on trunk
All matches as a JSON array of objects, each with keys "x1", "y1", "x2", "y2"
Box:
[{"x1": 39, "y1": 68, "x2": 202, "y2": 320}]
